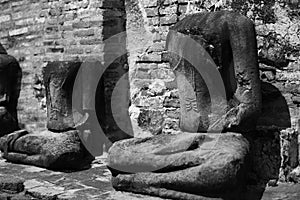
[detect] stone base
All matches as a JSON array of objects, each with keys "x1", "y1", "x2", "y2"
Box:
[
  {"x1": 0, "y1": 130, "x2": 94, "y2": 170},
  {"x1": 108, "y1": 132, "x2": 249, "y2": 200}
]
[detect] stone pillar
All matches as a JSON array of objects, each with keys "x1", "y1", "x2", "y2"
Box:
[
  {"x1": 43, "y1": 61, "x2": 81, "y2": 132},
  {"x1": 0, "y1": 43, "x2": 21, "y2": 136}
]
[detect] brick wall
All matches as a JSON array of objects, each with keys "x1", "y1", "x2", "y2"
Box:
[
  {"x1": 0, "y1": 0, "x2": 126, "y2": 133},
  {"x1": 125, "y1": 0, "x2": 300, "y2": 181},
  {"x1": 126, "y1": 0, "x2": 300, "y2": 135}
]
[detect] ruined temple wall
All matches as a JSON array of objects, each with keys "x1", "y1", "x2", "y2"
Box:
[
  {"x1": 0, "y1": 0, "x2": 126, "y2": 132},
  {"x1": 0, "y1": 0, "x2": 299, "y2": 180},
  {"x1": 127, "y1": 0, "x2": 300, "y2": 135},
  {"x1": 1, "y1": 0, "x2": 297, "y2": 141},
  {"x1": 0, "y1": 0, "x2": 46, "y2": 131},
  {"x1": 126, "y1": 0, "x2": 300, "y2": 180}
]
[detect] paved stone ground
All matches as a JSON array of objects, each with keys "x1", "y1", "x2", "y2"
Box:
[
  {"x1": 0, "y1": 155, "x2": 163, "y2": 200},
  {"x1": 1, "y1": 154, "x2": 300, "y2": 200}
]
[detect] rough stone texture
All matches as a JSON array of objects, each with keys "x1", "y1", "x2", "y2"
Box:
[
  {"x1": 280, "y1": 128, "x2": 299, "y2": 181},
  {"x1": 43, "y1": 61, "x2": 81, "y2": 132},
  {"x1": 0, "y1": 129, "x2": 93, "y2": 170},
  {"x1": 124, "y1": 0, "x2": 299, "y2": 182},
  {"x1": 167, "y1": 11, "x2": 261, "y2": 133},
  {"x1": 43, "y1": 59, "x2": 131, "y2": 155},
  {"x1": 0, "y1": 175, "x2": 24, "y2": 194},
  {"x1": 245, "y1": 128, "x2": 281, "y2": 184},
  {"x1": 0, "y1": 0, "x2": 298, "y2": 184},
  {"x1": 126, "y1": 0, "x2": 299, "y2": 138},
  {"x1": 0, "y1": 155, "x2": 169, "y2": 200},
  {"x1": 108, "y1": 132, "x2": 249, "y2": 199},
  {"x1": 1, "y1": 155, "x2": 300, "y2": 200},
  {"x1": 0, "y1": 0, "x2": 127, "y2": 134}
]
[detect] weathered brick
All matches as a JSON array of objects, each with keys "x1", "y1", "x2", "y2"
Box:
[
  {"x1": 150, "y1": 68, "x2": 175, "y2": 80},
  {"x1": 79, "y1": 38, "x2": 103, "y2": 45},
  {"x1": 135, "y1": 63, "x2": 158, "y2": 70},
  {"x1": 148, "y1": 17, "x2": 160, "y2": 26},
  {"x1": 145, "y1": 7, "x2": 159, "y2": 17},
  {"x1": 134, "y1": 68, "x2": 151, "y2": 79},
  {"x1": 165, "y1": 108, "x2": 180, "y2": 118},
  {"x1": 65, "y1": 48, "x2": 84, "y2": 54},
  {"x1": 11, "y1": 0, "x2": 26, "y2": 7},
  {"x1": 0, "y1": 31, "x2": 8, "y2": 38},
  {"x1": 143, "y1": 0, "x2": 158, "y2": 7},
  {"x1": 139, "y1": 52, "x2": 162, "y2": 62},
  {"x1": 178, "y1": 4, "x2": 187, "y2": 14},
  {"x1": 15, "y1": 18, "x2": 34, "y2": 26},
  {"x1": 0, "y1": 14, "x2": 10, "y2": 23},
  {"x1": 12, "y1": 11, "x2": 31, "y2": 20},
  {"x1": 46, "y1": 47, "x2": 64, "y2": 53},
  {"x1": 64, "y1": 12, "x2": 75, "y2": 21},
  {"x1": 74, "y1": 29, "x2": 95, "y2": 37},
  {"x1": 9, "y1": 27, "x2": 29, "y2": 36},
  {"x1": 72, "y1": 21, "x2": 92, "y2": 29},
  {"x1": 159, "y1": 5, "x2": 178, "y2": 15},
  {"x1": 160, "y1": 14, "x2": 178, "y2": 25},
  {"x1": 43, "y1": 41, "x2": 54, "y2": 46},
  {"x1": 148, "y1": 42, "x2": 166, "y2": 52},
  {"x1": 163, "y1": 0, "x2": 178, "y2": 6},
  {"x1": 45, "y1": 26, "x2": 59, "y2": 33}
]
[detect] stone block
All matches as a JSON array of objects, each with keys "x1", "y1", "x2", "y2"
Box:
[
  {"x1": 159, "y1": 5, "x2": 177, "y2": 15},
  {"x1": 43, "y1": 61, "x2": 81, "y2": 131},
  {"x1": 143, "y1": 0, "x2": 158, "y2": 7},
  {"x1": 0, "y1": 15, "x2": 10, "y2": 23},
  {"x1": 148, "y1": 17, "x2": 159, "y2": 26},
  {"x1": 72, "y1": 21, "x2": 92, "y2": 29},
  {"x1": 74, "y1": 29, "x2": 95, "y2": 37},
  {"x1": 160, "y1": 14, "x2": 178, "y2": 25},
  {"x1": 0, "y1": 175, "x2": 24, "y2": 194},
  {"x1": 139, "y1": 52, "x2": 162, "y2": 62},
  {"x1": 8, "y1": 27, "x2": 28, "y2": 36},
  {"x1": 145, "y1": 8, "x2": 159, "y2": 17}
]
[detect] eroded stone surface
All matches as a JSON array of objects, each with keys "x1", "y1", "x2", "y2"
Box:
[
  {"x1": 0, "y1": 175, "x2": 24, "y2": 194},
  {"x1": 108, "y1": 132, "x2": 249, "y2": 199},
  {"x1": 0, "y1": 130, "x2": 93, "y2": 170},
  {"x1": 0, "y1": 155, "x2": 168, "y2": 200},
  {"x1": 43, "y1": 61, "x2": 82, "y2": 132},
  {"x1": 0, "y1": 155, "x2": 300, "y2": 199},
  {"x1": 166, "y1": 11, "x2": 262, "y2": 133}
]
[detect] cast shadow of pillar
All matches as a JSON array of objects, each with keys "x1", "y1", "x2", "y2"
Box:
[
  {"x1": 241, "y1": 81, "x2": 291, "y2": 200},
  {"x1": 93, "y1": 0, "x2": 132, "y2": 155}
]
